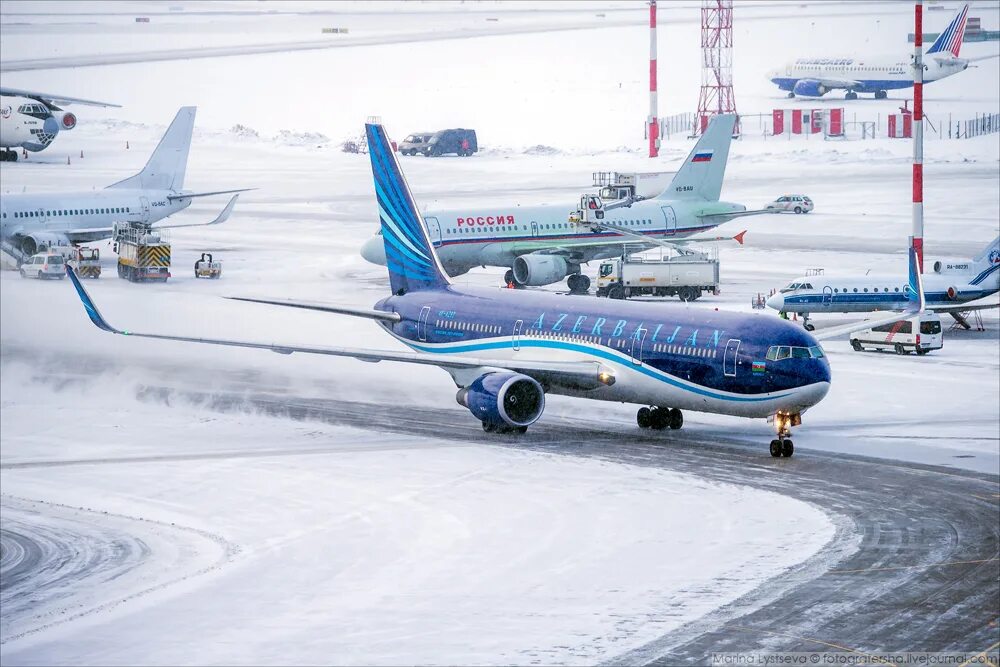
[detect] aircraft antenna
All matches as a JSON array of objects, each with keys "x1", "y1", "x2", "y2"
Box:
[{"x1": 694, "y1": 0, "x2": 739, "y2": 136}]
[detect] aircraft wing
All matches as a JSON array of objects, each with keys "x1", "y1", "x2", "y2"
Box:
[
  {"x1": 818, "y1": 78, "x2": 863, "y2": 91},
  {"x1": 930, "y1": 292, "x2": 1000, "y2": 314},
  {"x1": 697, "y1": 209, "x2": 773, "y2": 224},
  {"x1": 66, "y1": 267, "x2": 615, "y2": 392},
  {"x1": 0, "y1": 87, "x2": 121, "y2": 108},
  {"x1": 154, "y1": 194, "x2": 241, "y2": 228},
  {"x1": 568, "y1": 219, "x2": 745, "y2": 253},
  {"x1": 166, "y1": 188, "x2": 254, "y2": 201}
]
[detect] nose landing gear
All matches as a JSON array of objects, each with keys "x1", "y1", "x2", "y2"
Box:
[
  {"x1": 769, "y1": 411, "x2": 801, "y2": 457},
  {"x1": 637, "y1": 406, "x2": 683, "y2": 431}
]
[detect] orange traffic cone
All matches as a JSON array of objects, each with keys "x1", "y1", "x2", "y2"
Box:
[{"x1": 792, "y1": 313, "x2": 798, "y2": 321}]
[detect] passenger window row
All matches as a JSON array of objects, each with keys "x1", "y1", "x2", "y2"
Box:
[{"x1": 12, "y1": 207, "x2": 131, "y2": 219}]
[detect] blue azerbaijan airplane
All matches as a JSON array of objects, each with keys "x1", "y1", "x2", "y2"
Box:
[{"x1": 66, "y1": 124, "x2": 923, "y2": 457}]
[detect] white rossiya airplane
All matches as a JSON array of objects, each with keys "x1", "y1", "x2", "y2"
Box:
[
  {"x1": 361, "y1": 114, "x2": 766, "y2": 293},
  {"x1": 0, "y1": 86, "x2": 121, "y2": 161},
  {"x1": 766, "y1": 237, "x2": 1000, "y2": 330},
  {"x1": 0, "y1": 106, "x2": 250, "y2": 257},
  {"x1": 768, "y1": 4, "x2": 977, "y2": 100}
]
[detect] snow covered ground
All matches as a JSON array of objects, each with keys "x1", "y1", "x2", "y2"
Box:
[{"x1": 1, "y1": 0, "x2": 998, "y2": 663}]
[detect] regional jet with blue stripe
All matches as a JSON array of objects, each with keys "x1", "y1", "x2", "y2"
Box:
[
  {"x1": 766, "y1": 237, "x2": 1000, "y2": 331},
  {"x1": 769, "y1": 4, "x2": 972, "y2": 100},
  {"x1": 66, "y1": 123, "x2": 924, "y2": 457}
]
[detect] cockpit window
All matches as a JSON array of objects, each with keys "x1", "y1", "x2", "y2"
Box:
[
  {"x1": 766, "y1": 345, "x2": 824, "y2": 361},
  {"x1": 780, "y1": 282, "x2": 799, "y2": 293}
]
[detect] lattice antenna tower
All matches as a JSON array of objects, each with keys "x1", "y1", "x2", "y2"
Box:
[{"x1": 695, "y1": 0, "x2": 739, "y2": 136}]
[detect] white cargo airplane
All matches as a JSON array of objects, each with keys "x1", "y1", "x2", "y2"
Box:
[
  {"x1": 0, "y1": 107, "x2": 250, "y2": 256},
  {"x1": 361, "y1": 114, "x2": 765, "y2": 293},
  {"x1": 768, "y1": 4, "x2": 973, "y2": 100},
  {"x1": 766, "y1": 236, "x2": 1000, "y2": 330},
  {"x1": 0, "y1": 87, "x2": 120, "y2": 161}
]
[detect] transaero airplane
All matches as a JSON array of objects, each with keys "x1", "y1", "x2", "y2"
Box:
[
  {"x1": 766, "y1": 237, "x2": 1000, "y2": 330},
  {"x1": 361, "y1": 114, "x2": 766, "y2": 293},
  {"x1": 66, "y1": 124, "x2": 925, "y2": 457},
  {"x1": 0, "y1": 107, "x2": 250, "y2": 256},
  {"x1": 768, "y1": 4, "x2": 971, "y2": 100},
  {"x1": 1, "y1": 86, "x2": 120, "y2": 161}
]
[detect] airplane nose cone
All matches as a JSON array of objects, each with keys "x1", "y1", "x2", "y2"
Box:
[
  {"x1": 43, "y1": 116, "x2": 60, "y2": 135},
  {"x1": 360, "y1": 235, "x2": 387, "y2": 266},
  {"x1": 765, "y1": 293, "x2": 785, "y2": 311}
]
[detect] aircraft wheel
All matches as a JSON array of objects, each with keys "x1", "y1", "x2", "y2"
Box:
[
  {"x1": 787, "y1": 92, "x2": 795, "y2": 99},
  {"x1": 875, "y1": 90, "x2": 887, "y2": 99},
  {"x1": 567, "y1": 273, "x2": 590, "y2": 293},
  {"x1": 515, "y1": 426, "x2": 528, "y2": 434},
  {"x1": 636, "y1": 407, "x2": 652, "y2": 429},
  {"x1": 846, "y1": 91, "x2": 858, "y2": 100},
  {"x1": 482, "y1": 421, "x2": 496, "y2": 433},
  {"x1": 668, "y1": 408, "x2": 683, "y2": 430},
  {"x1": 804, "y1": 323, "x2": 815, "y2": 332},
  {"x1": 781, "y1": 439, "x2": 794, "y2": 457},
  {"x1": 650, "y1": 407, "x2": 669, "y2": 430},
  {"x1": 769, "y1": 440, "x2": 782, "y2": 457},
  {"x1": 503, "y1": 269, "x2": 515, "y2": 286}
]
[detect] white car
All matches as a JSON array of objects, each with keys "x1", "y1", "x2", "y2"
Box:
[
  {"x1": 766, "y1": 195, "x2": 814, "y2": 214},
  {"x1": 19, "y1": 252, "x2": 66, "y2": 279}
]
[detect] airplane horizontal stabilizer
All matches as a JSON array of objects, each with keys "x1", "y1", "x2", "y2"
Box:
[
  {"x1": 155, "y1": 194, "x2": 242, "y2": 229},
  {"x1": 166, "y1": 188, "x2": 254, "y2": 201}
]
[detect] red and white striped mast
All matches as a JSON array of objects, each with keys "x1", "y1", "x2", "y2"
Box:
[
  {"x1": 648, "y1": 0, "x2": 659, "y2": 158},
  {"x1": 913, "y1": 0, "x2": 924, "y2": 271}
]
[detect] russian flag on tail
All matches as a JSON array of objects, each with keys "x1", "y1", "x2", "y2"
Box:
[{"x1": 691, "y1": 149, "x2": 714, "y2": 163}]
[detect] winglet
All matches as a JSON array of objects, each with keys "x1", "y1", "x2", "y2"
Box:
[
  {"x1": 904, "y1": 242, "x2": 926, "y2": 313},
  {"x1": 66, "y1": 266, "x2": 124, "y2": 334},
  {"x1": 734, "y1": 230, "x2": 747, "y2": 245}
]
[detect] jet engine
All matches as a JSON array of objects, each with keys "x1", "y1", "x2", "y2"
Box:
[
  {"x1": 512, "y1": 254, "x2": 569, "y2": 286},
  {"x1": 52, "y1": 111, "x2": 77, "y2": 130},
  {"x1": 15, "y1": 232, "x2": 71, "y2": 256},
  {"x1": 456, "y1": 372, "x2": 545, "y2": 429},
  {"x1": 792, "y1": 79, "x2": 827, "y2": 97}
]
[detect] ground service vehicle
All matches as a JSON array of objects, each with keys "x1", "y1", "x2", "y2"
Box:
[
  {"x1": 62, "y1": 246, "x2": 101, "y2": 278},
  {"x1": 398, "y1": 133, "x2": 433, "y2": 155},
  {"x1": 19, "y1": 252, "x2": 65, "y2": 279},
  {"x1": 418, "y1": 128, "x2": 478, "y2": 157},
  {"x1": 596, "y1": 253, "x2": 720, "y2": 301},
  {"x1": 766, "y1": 195, "x2": 814, "y2": 214},
  {"x1": 194, "y1": 252, "x2": 222, "y2": 279},
  {"x1": 849, "y1": 312, "x2": 943, "y2": 355},
  {"x1": 114, "y1": 221, "x2": 171, "y2": 283}
]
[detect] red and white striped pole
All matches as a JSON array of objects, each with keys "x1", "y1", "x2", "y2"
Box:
[
  {"x1": 913, "y1": 0, "x2": 924, "y2": 272},
  {"x1": 648, "y1": 0, "x2": 659, "y2": 158}
]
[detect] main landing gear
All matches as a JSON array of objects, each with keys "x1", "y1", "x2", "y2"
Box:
[
  {"x1": 0, "y1": 149, "x2": 18, "y2": 162},
  {"x1": 769, "y1": 412, "x2": 801, "y2": 458},
  {"x1": 481, "y1": 421, "x2": 528, "y2": 435},
  {"x1": 845, "y1": 91, "x2": 858, "y2": 100},
  {"x1": 636, "y1": 406, "x2": 683, "y2": 430},
  {"x1": 874, "y1": 90, "x2": 888, "y2": 100}
]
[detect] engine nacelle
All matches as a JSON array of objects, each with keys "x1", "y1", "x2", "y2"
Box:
[
  {"x1": 512, "y1": 254, "x2": 569, "y2": 286},
  {"x1": 456, "y1": 372, "x2": 545, "y2": 428},
  {"x1": 792, "y1": 79, "x2": 827, "y2": 97},
  {"x1": 52, "y1": 111, "x2": 77, "y2": 130},
  {"x1": 15, "y1": 232, "x2": 71, "y2": 256}
]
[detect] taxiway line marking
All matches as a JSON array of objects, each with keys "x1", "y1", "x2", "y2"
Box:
[
  {"x1": 957, "y1": 641, "x2": 999, "y2": 667},
  {"x1": 731, "y1": 626, "x2": 890, "y2": 663},
  {"x1": 829, "y1": 557, "x2": 999, "y2": 574}
]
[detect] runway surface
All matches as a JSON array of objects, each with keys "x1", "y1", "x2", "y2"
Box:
[{"x1": 2, "y1": 368, "x2": 997, "y2": 662}]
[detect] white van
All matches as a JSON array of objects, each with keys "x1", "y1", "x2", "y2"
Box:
[{"x1": 849, "y1": 313, "x2": 943, "y2": 355}]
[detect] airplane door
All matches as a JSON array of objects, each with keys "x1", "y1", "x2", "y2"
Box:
[
  {"x1": 723, "y1": 338, "x2": 741, "y2": 377},
  {"x1": 530, "y1": 221, "x2": 539, "y2": 237},
  {"x1": 418, "y1": 306, "x2": 431, "y2": 342},
  {"x1": 139, "y1": 196, "x2": 151, "y2": 223},
  {"x1": 424, "y1": 216, "x2": 442, "y2": 246},
  {"x1": 512, "y1": 319, "x2": 522, "y2": 350},
  {"x1": 822, "y1": 286, "x2": 833, "y2": 306},
  {"x1": 660, "y1": 206, "x2": 677, "y2": 236},
  {"x1": 37, "y1": 208, "x2": 49, "y2": 224},
  {"x1": 630, "y1": 327, "x2": 647, "y2": 366}
]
